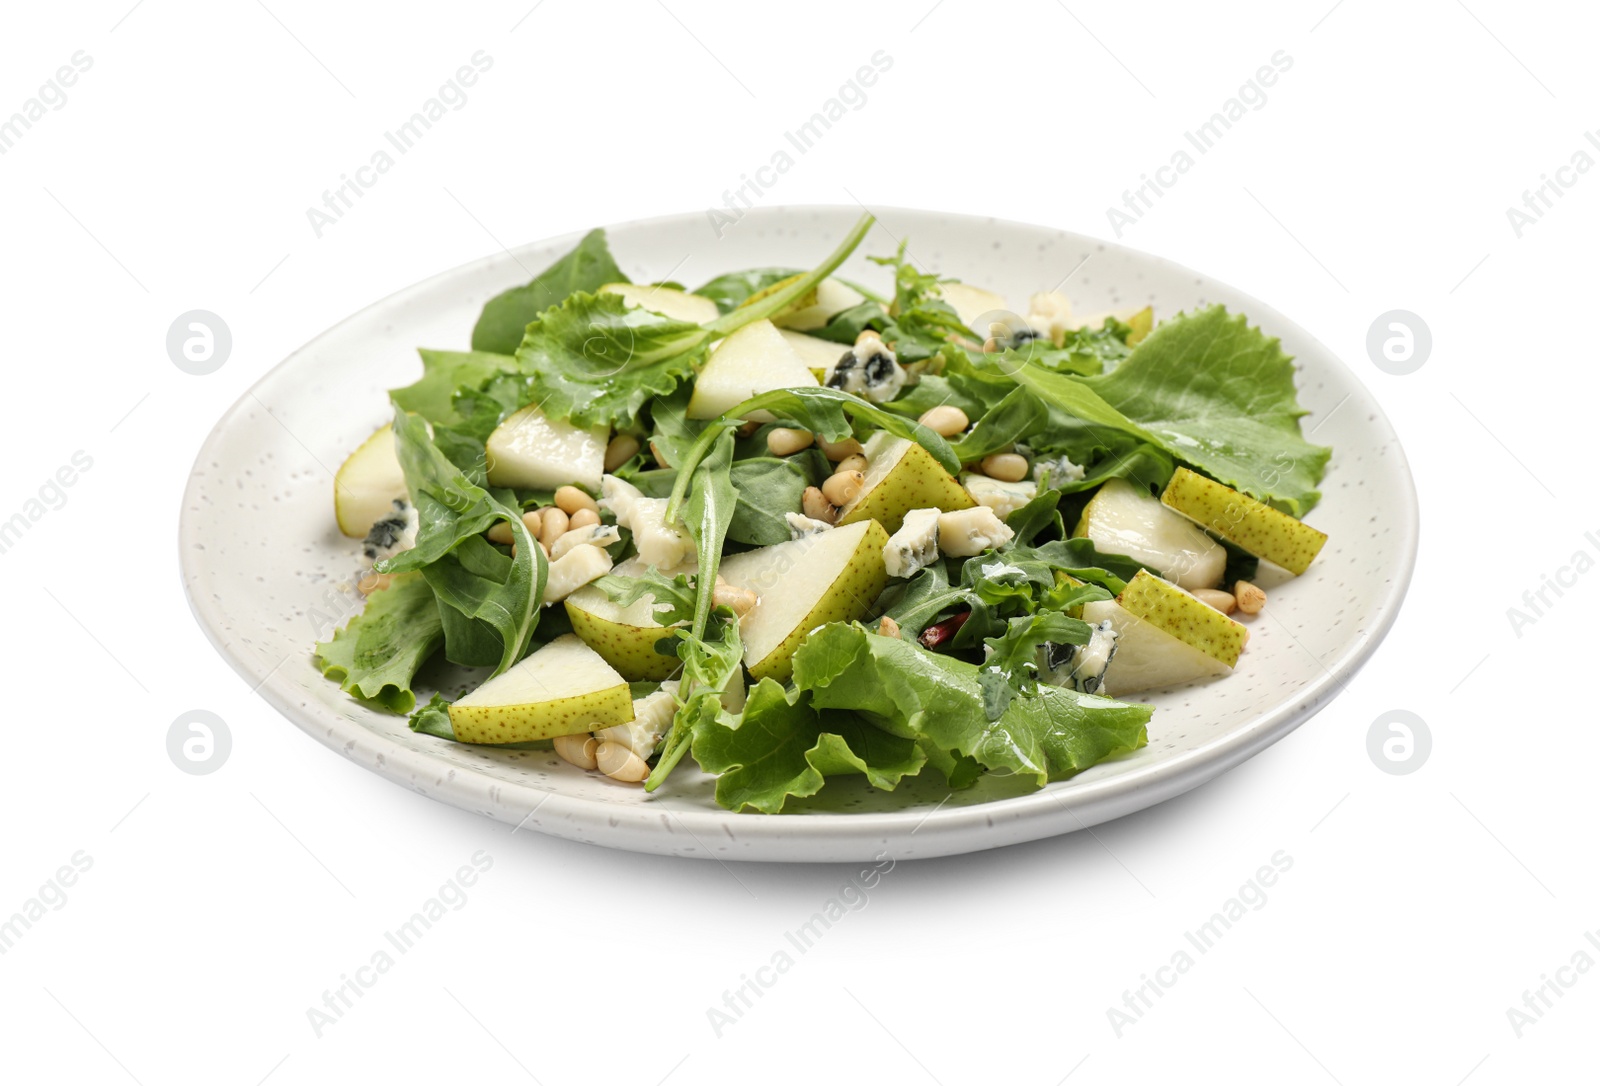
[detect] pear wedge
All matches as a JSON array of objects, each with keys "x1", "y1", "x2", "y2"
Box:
[
  {"x1": 1161, "y1": 467, "x2": 1328, "y2": 575},
  {"x1": 485, "y1": 403, "x2": 608, "y2": 491},
  {"x1": 1118, "y1": 570, "x2": 1248, "y2": 668},
  {"x1": 717, "y1": 519, "x2": 890, "y2": 681},
  {"x1": 600, "y1": 283, "x2": 719, "y2": 325},
  {"x1": 1081, "y1": 599, "x2": 1231, "y2": 696},
  {"x1": 837, "y1": 432, "x2": 974, "y2": 535},
  {"x1": 334, "y1": 425, "x2": 409, "y2": 537},
  {"x1": 564, "y1": 557, "x2": 687, "y2": 681},
  {"x1": 448, "y1": 634, "x2": 633, "y2": 745},
  {"x1": 687, "y1": 319, "x2": 819, "y2": 419}
]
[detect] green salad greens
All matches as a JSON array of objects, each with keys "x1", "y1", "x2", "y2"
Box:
[{"x1": 315, "y1": 215, "x2": 1332, "y2": 813}]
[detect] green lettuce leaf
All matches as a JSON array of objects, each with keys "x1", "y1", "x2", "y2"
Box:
[
  {"x1": 390, "y1": 349, "x2": 516, "y2": 428},
  {"x1": 693, "y1": 267, "x2": 801, "y2": 314},
  {"x1": 379, "y1": 410, "x2": 545, "y2": 674},
  {"x1": 1014, "y1": 306, "x2": 1330, "y2": 514},
  {"x1": 727, "y1": 456, "x2": 810, "y2": 545},
  {"x1": 793, "y1": 624, "x2": 1150, "y2": 786},
  {"x1": 516, "y1": 291, "x2": 711, "y2": 430},
  {"x1": 471, "y1": 228, "x2": 627, "y2": 355},
  {"x1": 314, "y1": 572, "x2": 444, "y2": 714},
  {"x1": 690, "y1": 678, "x2": 927, "y2": 814}
]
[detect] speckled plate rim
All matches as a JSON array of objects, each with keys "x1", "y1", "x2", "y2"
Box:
[{"x1": 179, "y1": 205, "x2": 1419, "y2": 863}]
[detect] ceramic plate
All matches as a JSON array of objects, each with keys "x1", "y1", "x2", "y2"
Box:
[{"x1": 179, "y1": 206, "x2": 1417, "y2": 862}]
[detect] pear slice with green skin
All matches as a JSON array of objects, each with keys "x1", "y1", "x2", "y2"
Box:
[
  {"x1": 1118, "y1": 570, "x2": 1248, "y2": 668},
  {"x1": 837, "y1": 432, "x2": 975, "y2": 536},
  {"x1": 335, "y1": 424, "x2": 409, "y2": 537},
  {"x1": 717, "y1": 519, "x2": 890, "y2": 681},
  {"x1": 686, "y1": 319, "x2": 820, "y2": 420},
  {"x1": 770, "y1": 278, "x2": 865, "y2": 331},
  {"x1": 485, "y1": 403, "x2": 608, "y2": 491},
  {"x1": 1160, "y1": 467, "x2": 1328, "y2": 576},
  {"x1": 564, "y1": 557, "x2": 689, "y2": 681},
  {"x1": 448, "y1": 634, "x2": 633, "y2": 745},
  {"x1": 1081, "y1": 599, "x2": 1231, "y2": 696},
  {"x1": 779, "y1": 329, "x2": 852, "y2": 381},
  {"x1": 1075, "y1": 477, "x2": 1225, "y2": 590},
  {"x1": 599, "y1": 283, "x2": 719, "y2": 325},
  {"x1": 937, "y1": 281, "x2": 1009, "y2": 327}
]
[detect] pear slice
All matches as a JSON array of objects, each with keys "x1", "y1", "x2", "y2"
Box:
[
  {"x1": 564, "y1": 556, "x2": 688, "y2": 681},
  {"x1": 1075, "y1": 478, "x2": 1225, "y2": 590},
  {"x1": 1160, "y1": 467, "x2": 1328, "y2": 576},
  {"x1": 687, "y1": 319, "x2": 820, "y2": 419},
  {"x1": 837, "y1": 432, "x2": 975, "y2": 535},
  {"x1": 779, "y1": 329, "x2": 851, "y2": 380},
  {"x1": 1118, "y1": 570, "x2": 1248, "y2": 668},
  {"x1": 600, "y1": 283, "x2": 718, "y2": 325},
  {"x1": 335, "y1": 425, "x2": 409, "y2": 537},
  {"x1": 717, "y1": 519, "x2": 890, "y2": 680},
  {"x1": 937, "y1": 281, "x2": 1008, "y2": 327},
  {"x1": 448, "y1": 634, "x2": 633, "y2": 745},
  {"x1": 772, "y1": 278, "x2": 866, "y2": 331},
  {"x1": 1081, "y1": 599, "x2": 1231, "y2": 696},
  {"x1": 485, "y1": 403, "x2": 608, "y2": 491}
]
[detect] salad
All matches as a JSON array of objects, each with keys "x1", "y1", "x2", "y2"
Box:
[{"x1": 315, "y1": 214, "x2": 1332, "y2": 813}]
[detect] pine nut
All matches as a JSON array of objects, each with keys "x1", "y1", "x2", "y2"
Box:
[
  {"x1": 553, "y1": 733, "x2": 598, "y2": 770},
  {"x1": 817, "y1": 435, "x2": 865, "y2": 461},
  {"x1": 1192, "y1": 588, "x2": 1237, "y2": 615},
  {"x1": 604, "y1": 434, "x2": 640, "y2": 473},
  {"x1": 979, "y1": 453, "x2": 1029, "y2": 483},
  {"x1": 918, "y1": 405, "x2": 969, "y2": 437},
  {"x1": 877, "y1": 615, "x2": 900, "y2": 638},
  {"x1": 981, "y1": 337, "x2": 1000, "y2": 353},
  {"x1": 567, "y1": 508, "x2": 600, "y2": 530},
  {"x1": 802, "y1": 486, "x2": 838, "y2": 524},
  {"x1": 713, "y1": 583, "x2": 758, "y2": 616},
  {"x1": 521, "y1": 508, "x2": 543, "y2": 537},
  {"x1": 1234, "y1": 580, "x2": 1266, "y2": 615},
  {"x1": 487, "y1": 521, "x2": 514, "y2": 544},
  {"x1": 736, "y1": 420, "x2": 762, "y2": 438},
  {"x1": 766, "y1": 427, "x2": 814, "y2": 457},
  {"x1": 357, "y1": 572, "x2": 393, "y2": 594},
  {"x1": 822, "y1": 470, "x2": 865, "y2": 506},
  {"x1": 596, "y1": 741, "x2": 649, "y2": 782},
  {"x1": 836, "y1": 454, "x2": 868, "y2": 474},
  {"x1": 539, "y1": 507, "x2": 569, "y2": 548},
  {"x1": 855, "y1": 328, "x2": 882, "y2": 347},
  {"x1": 555, "y1": 485, "x2": 599, "y2": 516},
  {"x1": 649, "y1": 440, "x2": 670, "y2": 469}
]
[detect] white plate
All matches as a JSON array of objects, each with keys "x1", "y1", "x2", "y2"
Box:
[{"x1": 180, "y1": 206, "x2": 1417, "y2": 862}]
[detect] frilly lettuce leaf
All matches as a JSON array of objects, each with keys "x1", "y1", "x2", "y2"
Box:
[
  {"x1": 792, "y1": 624, "x2": 1149, "y2": 787},
  {"x1": 1013, "y1": 306, "x2": 1330, "y2": 514},
  {"x1": 690, "y1": 678, "x2": 926, "y2": 814},
  {"x1": 314, "y1": 572, "x2": 444, "y2": 714},
  {"x1": 471, "y1": 228, "x2": 628, "y2": 355}
]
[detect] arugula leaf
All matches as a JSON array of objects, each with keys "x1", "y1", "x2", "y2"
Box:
[
  {"x1": 379, "y1": 411, "x2": 545, "y2": 675},
  {"x1": 978, "y1": 607, "x2": 1098, "y2": 719},
  {"x1": 390, "y1": 350, "x2": 516, "y2": 428},
  {"x1": 672, "y1": 386, "x2": 962, "y2": 492},
  {"x1": 1014, "y1": 306, "x2": 1330, "y2": 514},
  {"x1": 593, "y1": 569, "x2": 697, "y2": 625},
  {"x1": 513, "y1": 214, "x2": 878, "y2": 432},
  {"x1": 516, "y1": 291, "x2": 710, "y2": 430},
  {"x1": 792, "y1": 624, "x2": 1150, "y2": 786},
  {"x1": 693, "y1": 267, "x2": 801, "y2": 314},
  {"x1": 471, "y1": 228, "x2": 627, "y2": 355},
  {"x1": 949, "y1": 384, "x2": 1047, "y2": 462},
  {"x1": 727, "y1": 456, "x2": 810, "y2": 545},
  {"x1": 690, "y1": 679, "x2": 926, "y2": 813},
  {"x1": 314, "y1": 572, "x2": 444, "y2": 714},
  {"x1": 645, "y1": 608, "x2": 744, "y2": 792}
]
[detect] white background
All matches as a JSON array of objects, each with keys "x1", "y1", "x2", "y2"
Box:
[{"x1": 1, "y1": 1, "x2": 1593, "y2": 1082}]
